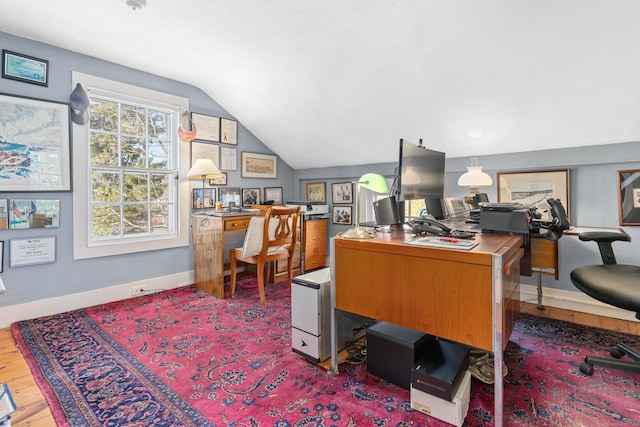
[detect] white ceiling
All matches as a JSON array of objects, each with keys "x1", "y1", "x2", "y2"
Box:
[{"x1": 1, "y1": 0, "x2": 639, "y2": 169}]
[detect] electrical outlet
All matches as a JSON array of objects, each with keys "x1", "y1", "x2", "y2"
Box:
[{"x1": 131, "y1": 286, "x2": 145, "y2": 296}]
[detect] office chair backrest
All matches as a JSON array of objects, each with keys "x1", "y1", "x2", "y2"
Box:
[{"x1": 543, "y1": 198, "x2": 570, "y2": 240}]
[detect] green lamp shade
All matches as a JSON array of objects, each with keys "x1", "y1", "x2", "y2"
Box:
[{"x1": 359, "y1": 173, "x2": 389, "y2": 193}]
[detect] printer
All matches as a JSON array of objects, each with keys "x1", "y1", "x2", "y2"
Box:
[
  {"x1": 286, "y1": 201, "x2": 330, "y2": 218},
  {"x1": 479, "y1": 203, "x2": 531, "y2": 234}
]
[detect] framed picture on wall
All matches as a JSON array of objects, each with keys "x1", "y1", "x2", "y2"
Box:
[
  {"x1": 191, "y1": 112, "x2": 220, "y2": 142},
  {"x1": 497, "y1": 168, "x2": 570, "y2": 222},
  {"x1": 220, "y1": 118, "x2": 238, "y2": 145},
  {"x1": 332, "y1": 206, "x2": 352, "y2": 225},
  {"x1": 618, "y1": 169, "x2": 640, "y2": 225},
  {"x1": 306, "y1": 182, "x2": 326, "y2": 203},
  {"x1": 332, "y1": 182, "x2": 353, "y2": 204},
  {"x1": 0, "y1": 93, "x2": 71, "y2": 192},
  {"x1": 241, "y1": 152, "x2": 277, "y2": 178}
]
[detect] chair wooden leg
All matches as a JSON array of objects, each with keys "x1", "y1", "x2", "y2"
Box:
[
  {"x1": 257, "y1": 261, "x2": 267, "y2": 306},
  {"x1": 287, "y1": 257, "x2": 293, "y2": 285},
  {"x1": 230, "y1": 250, "x2": 237, "y2": 297}
]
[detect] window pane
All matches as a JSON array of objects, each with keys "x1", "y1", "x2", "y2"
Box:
[
  {"x1": 124, "y1": 204, "x2": 148, "y2": 235},
  {"x1": 123, "y1": 172, "x2": 148, "y2": 202},
  {"x1": 92, "y1": 205, "x2": 121, "y2": 238},
  {"x1": 92, "y1": 170, "x2": 121, "y2": 202},
  {"x1": 90, "y1": 98, "x2": 118, "y2": 132},
  {"x1": 121, "y1": 136, "x2": 146, "y2": 168},
  {"x1": 150, "y1": 173, "x2": 170, "y2": 202},
  {"x1": 148, "y1": 110, "x2": 170, "y2": 139},
  {"x1": 148, "y1": 139, "x2": 169, "y2": 169},
  {"x1": 90, "y1": 133, "x2": 119, "y2": 166},
  {"x1": 150, "y1": 203, "x2": 170, "y2": 233},
  {"x1": 121, "y1": 104, "x2": 145, "y2": 136}
]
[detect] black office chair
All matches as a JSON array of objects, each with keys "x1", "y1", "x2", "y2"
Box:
[{"x1": 570, "y1": 231, "x2": 640, "y2": 375}]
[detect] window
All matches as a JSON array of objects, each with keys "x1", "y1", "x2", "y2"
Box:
[{"x1": 72, "y1": 72, "x2": 191, "y2": 259}]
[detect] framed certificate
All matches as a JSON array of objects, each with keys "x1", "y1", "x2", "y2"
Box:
[
  {"x1": 9, "y1": 236, "x2": 56, "y2": 267},
  {"x1": 191, "y1": 112, "x2": 220, "y2": 142}
]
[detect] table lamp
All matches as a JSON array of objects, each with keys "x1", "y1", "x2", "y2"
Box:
[
  {"x1": 186, "y1": 158, "x2": 222, "y2": 187},
  {"x1": 457, "y1": 158, "x2": 492, "y2": 208},
  {"x1": 341, "y1": 173, "x2": 389, "y2": 239}
]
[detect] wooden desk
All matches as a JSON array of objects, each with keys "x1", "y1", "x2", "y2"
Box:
[
  {"x1": 329, "y1": 231, "x2": 524, "y2": 427},
  {"x1": 192, "y1": 213, "x2": 255, "y2": 298}
]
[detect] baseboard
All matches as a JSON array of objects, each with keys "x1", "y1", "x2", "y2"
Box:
[
  {"x1": 2, "y1": 275, "x2": 636, "y2": 329},
  {"x1": 520, "y1": 284, "x2": 639, "y2": 322},
  {"x1": 0, "y1": 271, "x2": 194, "y2": 329}
]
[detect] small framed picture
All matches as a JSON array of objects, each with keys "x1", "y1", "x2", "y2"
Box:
[
  {"x1": 306, "y1": 182, "x2": 326, "y2": 203},
  {"x1": 264, "y1": 187, "x2": 283, "y2": 204},
  {"x1": 220, "y1": 118, "x2": 238, "y2": 145},
  {"x1": 332, "y1": 206, "x2": 352, "y2": 225},
  {"x1": 220, "y1": 146, "x2": 237, "y2": 171},
  {"x1": 209, "y1": 172, "x2": 227, "y2": 186},
  {"x1": 242, "y1": 188, "x2": 260, "y2": 207},
  {"x1": 218, "y1": 187, "x2": 241, "y2": 207},
  {"x1": 193, "y1": 188, "x2": 217, "y2": 209},
  {"x1": 9, "y1": 199, "x2": 60, "y2": 229},
  {"x1": 332, "y1": 182, "x2": 353, "y2": 204},
  {"x1": 0, "y1": 199, "x2": 7, "y2": 230},
  {"x1": 2, "y1": 50, "x2": 49, "y2": 86}
]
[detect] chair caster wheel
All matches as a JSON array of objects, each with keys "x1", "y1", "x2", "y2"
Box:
[
  {"x1": 610, "y1": 347, "x2": 624, "y2": 358},
  {"x1": 580, "y1": 362, "x2": 594, "y2": 376}
]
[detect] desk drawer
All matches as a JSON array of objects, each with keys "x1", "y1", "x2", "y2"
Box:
[
  {"x1": 305, "y1": 252, "x2": 326, "y2": 271},
  {"x1": 224, "y1": 218, "x2": 251, "y2": 231}
]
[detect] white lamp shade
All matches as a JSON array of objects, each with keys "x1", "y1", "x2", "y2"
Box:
[
  {"x1": 457, "y1": 166, "x2": 492, "y2": 187},
  {"x1": 186, "y1": 159, "x2": 222, "y2": 179}
]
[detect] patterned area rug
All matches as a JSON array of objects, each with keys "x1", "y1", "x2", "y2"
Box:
[{"x1": 12, "y1": 275, "x2": 640, "y2": 426}]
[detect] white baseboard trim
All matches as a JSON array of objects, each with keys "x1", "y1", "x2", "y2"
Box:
[
  {"x1": 2, "y1": 276, "x2": 637, "y2": 329},
  {"x1": 0, "y1": 271, "x2": 194, "y2": 329},
  {"x1": 520, "y1": 284, "x2": 639, "y2": 322}
]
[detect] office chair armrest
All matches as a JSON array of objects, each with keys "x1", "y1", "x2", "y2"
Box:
[
  {"x1": 579, "y1": 231, "x2": 629, "y2": 265},
  {"x1": 578, "y1": 231, "x2": 630, "y2": 243}
]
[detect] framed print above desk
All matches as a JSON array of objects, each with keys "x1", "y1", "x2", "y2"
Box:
[
  {"x1": 617, "y1": 169, "x2": 640, "y2": 225},
  {"x1": 497, "y1": 168, "x2": 570, "y2": 222}
]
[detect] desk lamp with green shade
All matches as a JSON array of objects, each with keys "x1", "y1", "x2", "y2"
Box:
[{"x1": 341, "y1": 173, "x2": 389, "y2": 239}]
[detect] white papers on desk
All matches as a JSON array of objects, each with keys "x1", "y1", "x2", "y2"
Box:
[{"x1": 404, "y1": 236, "x2": 479, "y2": 251}]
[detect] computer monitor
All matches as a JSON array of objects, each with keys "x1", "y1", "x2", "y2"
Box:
[{"x1": 373, "y1": 196, "x2": 401, "y2": 226}]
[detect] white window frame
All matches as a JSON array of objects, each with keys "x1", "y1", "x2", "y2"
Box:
[{"x1": 72, "y1": 72, "x2": 191, "y2": 260}]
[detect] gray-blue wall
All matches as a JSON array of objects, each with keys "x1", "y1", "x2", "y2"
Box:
[
  {"x1": 0, "y1": 32, "x2": 295, "y2": 307},
  {"x1": 297, "y1": 142, "x2": 640, "y2": 293},
  {"x1": 2, "y1": 31, "x2": 639, "y2": 310}
]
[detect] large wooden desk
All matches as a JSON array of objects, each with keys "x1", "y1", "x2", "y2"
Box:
[{"x1": 329, "y1": 231, "x2": 524, "y2": 427}]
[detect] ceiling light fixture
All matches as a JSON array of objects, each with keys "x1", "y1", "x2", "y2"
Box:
[{"x1": 123, "y1": 0, "x2": 147, "y2": 11}]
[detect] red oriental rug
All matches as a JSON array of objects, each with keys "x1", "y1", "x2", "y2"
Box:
[{"x1": 12, "y1": 274, "x2": 640, "y2": 426}]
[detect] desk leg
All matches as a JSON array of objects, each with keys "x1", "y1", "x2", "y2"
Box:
[
  {"x1": 329, "y1": 238, "x2": 339, "y2": 375},
  {"x1": 536, "y1": 272, "x2": 545, "y2": 310},
  {"x1": 492, "y1": 253, "x2": 504, "y2": 427}
]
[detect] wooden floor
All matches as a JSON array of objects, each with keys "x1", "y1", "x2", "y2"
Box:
[{"x1": 1, "y1": 302, "x2": 639, "y2": 427}]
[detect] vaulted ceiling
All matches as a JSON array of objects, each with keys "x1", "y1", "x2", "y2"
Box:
[{"x1": 1, "y1": 0, "x2": 639, "y2": 169}]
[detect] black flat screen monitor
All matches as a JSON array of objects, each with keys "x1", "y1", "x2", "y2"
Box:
[
  {"x1": 373, "y1": 196, "x2": 401, "y2": 226},
  {"x1": 397, "y1": 139, "x2": 445, "y2": 201}
]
